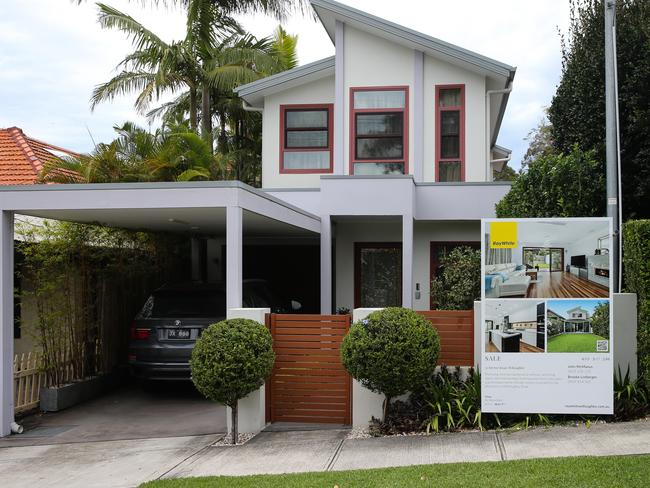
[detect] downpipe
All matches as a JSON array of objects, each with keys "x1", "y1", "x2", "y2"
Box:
[{"x1": 485, "y1": 83, "x2": 513, "y2": 180}]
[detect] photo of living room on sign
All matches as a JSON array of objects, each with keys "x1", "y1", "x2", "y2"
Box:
[
  {"x1": 546, "y1": 299, "x2": 610, "y2": 353},
  {"x1": 485, "y1": 220, "x2": 610, "y2": 299},
  {"x1": 484, "y1": 300, "x2": 546, "y2": 353}
]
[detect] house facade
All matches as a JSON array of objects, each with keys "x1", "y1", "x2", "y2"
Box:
[{"x1": 234, "y1": 0, "x2": 515, "y2": 313}]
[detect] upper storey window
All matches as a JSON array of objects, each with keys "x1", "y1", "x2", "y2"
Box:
[
  {"x1": 280, "y1": 104, "x2": 333, "y2": 173},
  {"x1": 435, "y1": 85, "x2": 465, "y2": 182},
  {"x1": 350, "y1": 87, "x2": 409, "y2": 175}
]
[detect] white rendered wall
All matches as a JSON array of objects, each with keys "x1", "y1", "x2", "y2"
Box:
[
  {"x1": 344, "y1": 26, "x2": 415, "y2": 175},
  {"x1": 261, "y1": 76, "x2": 335, "y2": 189},
  {"x1": 351, "y1": 308, "x2": 385, "y2": 428},
  {"x1": 422, "y1": 54, "x2": 487, "y2": 182}
]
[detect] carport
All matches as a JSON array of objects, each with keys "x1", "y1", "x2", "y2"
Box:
[{"x1": 0, "y1": 181, "x2": 321, "y2": 437}]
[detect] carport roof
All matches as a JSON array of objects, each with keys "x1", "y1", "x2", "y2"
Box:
[{"x1": 0, "y1": 181, "x2": 321, "y2": 235}]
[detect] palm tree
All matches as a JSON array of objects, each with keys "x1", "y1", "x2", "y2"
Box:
[
  {"x1": 91, "y1": 1, "x2": 303, "y2": 147},
  {"x1": 41, "y1": 123, "x2": 223, "y2": 183}
]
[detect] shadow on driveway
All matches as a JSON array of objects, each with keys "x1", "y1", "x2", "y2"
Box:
[{"x1": 2, "y1": 380, "x2": 225, "y2": 447}]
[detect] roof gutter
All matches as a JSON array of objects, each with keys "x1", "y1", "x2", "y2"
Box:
[
  {"x1": 242, "y1": 100, "x2": 263, "y2": 113},
  {"x1": 485, "y1": 80, "x2": 513, "y2": 181}
]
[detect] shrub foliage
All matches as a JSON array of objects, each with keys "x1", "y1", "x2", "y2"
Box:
[
  {"x1": 190, "y1": 318, "x2": 275, "y2": 442},
  {"x1": 430, "y1": 246, "x2": 481, "y2": 310},
  {"x1": 623, "y1": 220, "x2": 650, "y2": 383},
  {"x1": 341, "y1": 307, "x2": 440, "y2": 420}
]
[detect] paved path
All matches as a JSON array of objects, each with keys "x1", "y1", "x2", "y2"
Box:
[{"x1": 1, "y1": 419, "x2": 649, "y2": 487}]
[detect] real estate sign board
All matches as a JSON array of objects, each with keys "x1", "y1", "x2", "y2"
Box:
[{"x1": 481, "y1": 218, "x2": 613, "y2": 414}]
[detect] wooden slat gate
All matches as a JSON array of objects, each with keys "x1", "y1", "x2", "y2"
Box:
[
  {"x1": 266, "y1": 314, "x2": 351, "y2": 425},
  {"x1": 417, "y1": 310, "x2": 474, "y2": 366}
]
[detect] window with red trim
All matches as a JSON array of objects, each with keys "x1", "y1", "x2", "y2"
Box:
[
  {"x1": 279, "y1": 104, "x2": 333, "y2": 173},
  {"x1": 350, "y1": 87, "x2": 408, "y2": 175},
  {"x1": 435, "y1": 85, "x2": 465, "y2": 182}
]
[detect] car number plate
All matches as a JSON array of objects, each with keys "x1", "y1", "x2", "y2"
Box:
[{"x1": 167, "y1": 328, "x2": 191, "y2": 339}]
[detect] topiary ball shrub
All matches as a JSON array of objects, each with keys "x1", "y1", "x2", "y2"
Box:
[
  {"x1": 341, "y1": 307, "x2": 440, "y2": 420},
  {"x1": 190, "y1": 318, "x2": 275, "y2": 443}
]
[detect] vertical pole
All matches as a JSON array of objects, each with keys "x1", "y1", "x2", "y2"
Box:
[
  {"x1": 320, "y1": 215, "x2": 332, "y2": 314},
  {"x1": 402, "y1": 215, "x2": 413, "y2": 308},
  {"x1": 226, "y1": 206, "x2": 243, "y2": 310},
  {"x1": 604, "y1": 0, "x2": 620, "y2": 292},
  {"x1": 0, "y1": 211, "x2": 14, "y2": 437}
]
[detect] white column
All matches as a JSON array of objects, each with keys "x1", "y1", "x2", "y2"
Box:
[
  {"x1": 402, "y1": 215, "x2": 413, "y2": 308},
  {"x1": 226, "y1": 307, "x2": 270, "y2": 434},
  {"x1": 0, "y1": 211, "x2": 14, "y2": 437},
  {"x1": 334, "y1": 20, "x2": 345, "y2": 174},
  {"x1": 320, "y1": 215, "x2": 332, "y2": 314},
  {"x1": 226, "y1": 206, "x2": 243, "y2": 310},
  {"x1": 413, "y1": 50, "x2": 424, "y2": 182},
  {"x1": 351, "y1": 308, "x2": 384, "y2": 428}
]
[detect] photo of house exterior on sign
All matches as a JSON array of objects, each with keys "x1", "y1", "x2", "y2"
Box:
[{"x1": 546, "y1": 299, "x2": 610, "y2": 353}]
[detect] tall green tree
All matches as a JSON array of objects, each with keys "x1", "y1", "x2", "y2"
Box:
[
  {"x1": 495, "y1": 145, "x2": 605, "y2": 218},
  {"x1": 548, "y1": 0, "x2": 650, "y2": 219}
]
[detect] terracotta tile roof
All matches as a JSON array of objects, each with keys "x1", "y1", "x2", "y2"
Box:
[{"x1": 0, "y1": 127, "x2": 80, "y2": 185}]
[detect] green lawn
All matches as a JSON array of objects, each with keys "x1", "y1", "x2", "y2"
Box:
[
  {"x1": 140, "y1": 455, "x2": 650, "y2": 488},
  {"x1": 547, "y1": 333, "x2": 607, "y2": 353}
]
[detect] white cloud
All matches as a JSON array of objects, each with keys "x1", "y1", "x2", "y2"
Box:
[{"x1": 0, "y1": 0, "x2": 572, "y2": 170}]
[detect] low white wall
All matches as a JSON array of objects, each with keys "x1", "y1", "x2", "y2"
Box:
[
  {"x1": 351, "y1": 308, "x2": 385, "y2": 428},
  {"x1": 613, "y1": 293, "x2": 638, "y2": 379},
  {"x1": 225, "y1": 308, "x2": 270, "y2": 435}
]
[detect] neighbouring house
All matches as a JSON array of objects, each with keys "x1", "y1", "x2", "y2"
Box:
[
  {"x1": 0, "y1": 127, "x2": 80, "y2": 356},
  {"x1": 0, "y1": 126, "x2": 78, "y2": 185}
]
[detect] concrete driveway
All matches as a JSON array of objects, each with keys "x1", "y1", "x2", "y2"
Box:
[{"x1": 0, "y1": 381, "x2": 226, "y2": 447}]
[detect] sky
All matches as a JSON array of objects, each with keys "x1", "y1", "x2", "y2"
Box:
[
  {"x1": 547, "y1": 299, "x2": 608, "y2": 317},
  {"x1": 0, "y1": 0, "x2": 572, "y2": 170}
]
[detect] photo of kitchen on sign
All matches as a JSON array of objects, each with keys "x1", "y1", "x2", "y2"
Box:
[
  {"x1": 484, "y1": 299, "x2": 545, "y2": 353},
  {"x1": 484, "y1": 219, "x2": 611, "y2": 299}
]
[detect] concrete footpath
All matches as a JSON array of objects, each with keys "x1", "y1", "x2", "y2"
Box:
[{"x1": 0, "y1": 419, "x2": 649, "y2": 487}]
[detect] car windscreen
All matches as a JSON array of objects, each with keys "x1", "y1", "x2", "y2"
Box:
[{"x1": 139, "y1": 290, "x2": 226, "y2": 318}]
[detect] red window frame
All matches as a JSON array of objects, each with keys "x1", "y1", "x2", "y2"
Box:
[
  {"x1": 279, "y1": 103, "x2": 334, "y2": 174},
  {"x1": 435, "y1": 84, "x2": 465, "y2": 182},
  {"x1": 349, "y1": 86, "x2": 409, "y2": 175}
]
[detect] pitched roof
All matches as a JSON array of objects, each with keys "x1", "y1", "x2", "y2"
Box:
[
  {"x1": 0, "y1": 127, "x2": 79, "y2": 185},
  {"x1": 235, "y1": 56, "x2": 335, "y2": 107},
  {"x1": 311, "y1": 0, "x2": 516, "y2": 79}
]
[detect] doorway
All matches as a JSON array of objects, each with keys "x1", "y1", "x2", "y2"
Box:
[
  {"x1": 354, "y1": 242, "x2": 402, "y2": 308},
  {"x1": 522, "y1": 247, "x2": 564, "y2": 272}
]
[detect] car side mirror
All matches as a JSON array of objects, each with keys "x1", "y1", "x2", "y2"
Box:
[{"x1": 291, "y1": 300, "x2": 302, "y2": 311}]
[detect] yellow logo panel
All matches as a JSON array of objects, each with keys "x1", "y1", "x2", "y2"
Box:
[{"x1": 490, "y1": 221, "x2": 517, "y2": 248}]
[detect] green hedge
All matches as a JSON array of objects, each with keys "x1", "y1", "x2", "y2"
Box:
[{"x1": 623, "y1": 220, "x2": 650, "y2": 383}]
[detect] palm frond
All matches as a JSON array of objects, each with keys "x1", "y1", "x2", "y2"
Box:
[{"x1": 96, "y1": 3, "x2": 169, "y2": 53}]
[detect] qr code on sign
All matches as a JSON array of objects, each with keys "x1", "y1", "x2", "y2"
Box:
[{"x1": 596, "y1": 340, "x2": 609, "y2": 352}]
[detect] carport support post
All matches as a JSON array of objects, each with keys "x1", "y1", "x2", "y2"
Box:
[
  {"x1": 0, "y1": 211, "x2": 14, "y2": 437},
  {"x1": 226, "y1": 206, "x2": 243, "y2": 309},
  {"x1": 320, "y1": 215, "x2": 332, "y2": 314},
  {"x1": 402, "y1": 215, "x2": 413, "y2": 308},
  {"x1": 226, "y1": 308, "x2": 270, "y2": 436}
]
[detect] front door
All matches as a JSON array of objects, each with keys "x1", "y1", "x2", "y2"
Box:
[{"x1": 354, "y1": 243, "x2": 402, "y2": 308}]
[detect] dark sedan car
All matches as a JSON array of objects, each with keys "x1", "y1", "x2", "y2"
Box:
[{"x1": 128, "y1": 280, "x2": 299, "y2": 380}]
